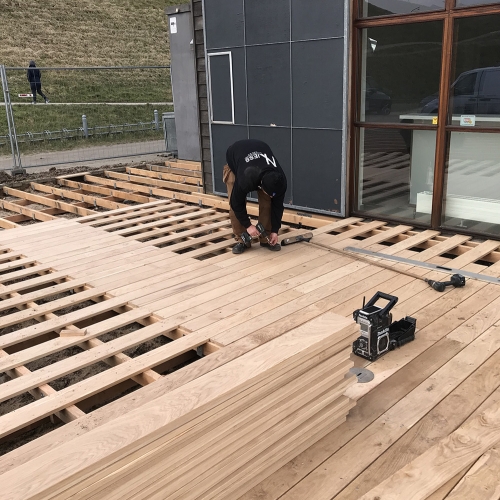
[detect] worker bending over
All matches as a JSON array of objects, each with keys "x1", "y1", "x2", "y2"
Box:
[{"x1": 223, "y1": 139, "x2": 287, "y2": 254}]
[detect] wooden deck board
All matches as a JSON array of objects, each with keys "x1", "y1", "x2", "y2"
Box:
[{"x1": 2, "y1": 196, "x2": 500, "y2": 499}]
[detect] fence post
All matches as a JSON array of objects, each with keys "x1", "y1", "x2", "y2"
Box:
[
  {"x1": 82, "y1": 115, "x2": 89, "y2": 138},
  {"x1": 154, "y1": 109, "x2": 159, "y2": 131},
  {"x1": 0, "y1": 64, "x2": 25, "y2": 174}
]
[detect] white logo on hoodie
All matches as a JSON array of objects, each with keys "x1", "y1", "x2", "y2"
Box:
[{"x1": 244, "y1": 151, "x2": 277, "y2": 168}]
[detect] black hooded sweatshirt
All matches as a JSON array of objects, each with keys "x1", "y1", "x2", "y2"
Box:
[
  {"x1": 226, "y1": 139, "x2": 287, "y2": 233},
  {"x1": 27, "y1": 61, "x2": 41, "y2": 84}
]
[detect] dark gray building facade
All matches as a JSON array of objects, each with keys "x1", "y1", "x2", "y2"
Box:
[{"x1": 197, "y1": 0, "x2": 349, "y2": 216}]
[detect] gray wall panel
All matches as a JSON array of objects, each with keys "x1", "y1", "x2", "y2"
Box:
[
  {"x1": 211, "y1": 124, "x2": 249, "y2": 193},
  {"x1": 168, "y1": 9, "x2": 202, "y2": 161},
  {"x1": 292, "y1": 129, "x2": 343, "y2": 212},
  {"x1": 291, "y1": 0, "x2": 344, "y2": 40},
  {"x1": 245, "y1": 0, "x2": 290, "y2": 45},
  {"x1": 246, "y1": 44, "x2": 291, "y2": 127},
  {"x1": 249, "y1": 126, "x2": 292, "y2": 203},
  {"x1": 203, "y1": 0, "x2": 347, "y2": 215},
  {"x1": 204, "y1": 0, "x2": 244, "y2": 49},
  {"x1": 292, "y1": 39, "x2": 344, "y2": 129}
]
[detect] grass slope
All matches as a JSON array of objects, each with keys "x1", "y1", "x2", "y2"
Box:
[
  {"x1": 0, "y1": 0, "x2": 178, "y2": 66},
  {"x1": 0, "y1": 0, "x2": 180, "y2": 154}
]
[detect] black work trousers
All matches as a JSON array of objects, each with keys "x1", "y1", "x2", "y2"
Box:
[{"x1": 30, "y1": 82, "x2": 47, "y2": 102}]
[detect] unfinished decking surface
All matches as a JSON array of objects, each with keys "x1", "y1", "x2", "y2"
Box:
[{"x1": 1, "y1": 197, "x2": 500, "y2": 498}]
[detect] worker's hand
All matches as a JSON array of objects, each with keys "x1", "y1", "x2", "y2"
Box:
[
  {"x1": 269, "y1": 232, "x2": 279, "y2": 246},
  {"x1": 247, "y1": 225, "x2": 260, "y2": 238}
]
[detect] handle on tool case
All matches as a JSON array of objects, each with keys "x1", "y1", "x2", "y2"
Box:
[{"x1": 363, "y1": 291, "x2": 398, "y2": 315}]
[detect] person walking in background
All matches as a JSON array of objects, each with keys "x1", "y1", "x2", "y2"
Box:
[{"x1": 27, "y1": 61, "x2": 49, "y2": 104}]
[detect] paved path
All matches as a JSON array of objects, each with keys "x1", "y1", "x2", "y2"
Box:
[{"x1": 1, "y1": 102, "x2": 173, "y2": 106}]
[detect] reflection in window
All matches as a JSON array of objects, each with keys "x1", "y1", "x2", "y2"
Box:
[
  {"x1": 359, "y1": 0, "x2": 444, "y2": 18},
  {"x1": 357, "y1": 127, "x2": 435, "y2": 224},
  {"x1": 359, "y1": 23, "x2": 443, "y2": 124},
  {"x1": 447, "y1": 15, "x2": 500, "y2": 127},
  {"x1": 453, "y1": 72, "x2": 477, "y2": 96}
]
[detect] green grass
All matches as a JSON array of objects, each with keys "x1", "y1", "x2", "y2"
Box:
[
  {"x1": 0, "y1": 0, "x2": 180, "y2": 154},
  {"x1": 6, "y1": 68, "x2": 172, "y2": 104},
  {"x1": 0, "y1": 104, "x2": 174, "y2": 153}
]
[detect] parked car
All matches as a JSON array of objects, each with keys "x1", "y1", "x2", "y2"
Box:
[
  {"x1": 421, "y1": 66, "x2": 500, "y2": 114},
  {"x1": 365, "y1": 76, "x2": 392, "y2": 115}
]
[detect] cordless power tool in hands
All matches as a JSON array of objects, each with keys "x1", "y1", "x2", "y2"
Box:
[
  {"x1": 352, "y1": 291, "x2": 416, "y2": 362},
  {"x1": 241, "y1": 223, "x2": 274, "y2": 246}
]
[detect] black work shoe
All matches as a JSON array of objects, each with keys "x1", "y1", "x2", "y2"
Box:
[
  {"x1": 260, "y1": 242, "x2": 281, "y2": 252},
  {"x1": 232, "y1": 242, "x2": 246, "y2": 254}
]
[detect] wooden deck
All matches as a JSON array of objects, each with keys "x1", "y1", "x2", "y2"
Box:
[{"x1": 1, "y1": 162, "x2": 500, "y2": 498}]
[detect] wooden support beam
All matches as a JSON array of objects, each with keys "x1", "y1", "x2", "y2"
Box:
[
  {"x1": 30, "y1": 182, "x2": 128, "y2": 211},
  {"x1": 0, "y1": 199, "x2": 56, "y2": 222},
  {"x1": 127, "y1": 166, "x2": 202, "y2": 186},
  {"x1": 77, "y1": 199, "x2": 172, "y2": 224},
  {"x1": 0, "y1": 218, "x2": 19, "y2": 229},
  {"x1": 1, "y1": 350, "x2": 85, "y2": 423},
  {"x1": 3, "y1": 186, "x2": 97, "y2": 216},
  {"x1": 58, "y1": 178, "x2": 154, "y2": 204},
  {"x1": 105, "y1": 170, "x2": 204, "y2": 194},
  {"x1": 145, "y1": 163, "x2": 203, "y2": 178},
  {"x1": 165, "y1": 159, "x2": 202, "y2": 171}
]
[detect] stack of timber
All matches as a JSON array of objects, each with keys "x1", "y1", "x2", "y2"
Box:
[{"x1": 0, "y1": 312, "x2": 357, "y2": 500}]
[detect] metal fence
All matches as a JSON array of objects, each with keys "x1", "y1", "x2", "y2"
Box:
[{"x1": 0, "y1": 65, "x2": 176, "y2": 172}]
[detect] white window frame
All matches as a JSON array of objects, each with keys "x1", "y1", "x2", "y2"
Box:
[{"x1": 207, "y1": 51, "x2": 235, "y2": 125}]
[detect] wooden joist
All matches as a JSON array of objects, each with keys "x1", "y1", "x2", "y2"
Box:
[
  {"x1": 58, "y1": 178, "x2": 155, "y2": 204},
  {"x1": 147, "y1": 163, "x2": 203, "y2": 178},
  {"x1": 105, "y1": 170, "x2": 204, "y2": 194},
  {"x1": 30, "y1": 182, "x2": 128, "y2": 211},
  {"x1": 165, "y1": 159, "x2": 202, "y2": 171},
  {"x1": 77, "y1": 199, "x2": 173, "y2": 224},
  {"x1": 1, "y1": 199, "x2": 56, "y2": 222},
  {"x1": 126, "y1": 166, "x2": 202, "y2": 186},
  {"x1": 3, "y1": 186, "x2": 97, "y2": 216},
  {"x1": 0, "y1": 217, "x2": 19, "y2": 229}
]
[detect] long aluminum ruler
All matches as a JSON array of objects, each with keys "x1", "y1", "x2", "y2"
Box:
[{"x1": 344, "y1": 246, "x2": 500, "y2": 285}]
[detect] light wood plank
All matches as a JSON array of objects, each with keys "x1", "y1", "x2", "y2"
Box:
[
  {"x1": 446, "y1": 448, "x2": 500, "y2": 500},
  {"x1": 358, "y1": 402, "x2": 500, "y2": 500}
]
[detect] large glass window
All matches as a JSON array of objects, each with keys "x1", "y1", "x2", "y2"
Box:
[
  {"x1": 442, "y1": 15, "x2": 500, "y2": 235},
  {"x1": 357, "y1": 127, "x2": 435, "y2": 223},
  {"x1": 447, "y1": 15, "x2": 500, "y2": 128},
  {"x1": 359, "y1": 22, "x2": 443, "y2": 124},
  {"x1": 359, "y1": 0, "x2": 445, "y2": 18},
  {"x1": 355, "y1": 2, "x2": 500, "y2": 236}
]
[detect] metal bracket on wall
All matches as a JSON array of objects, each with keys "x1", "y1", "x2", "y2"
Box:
[{"x1": 344, "y1": 246, "x2": 500, "y2": 286}]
